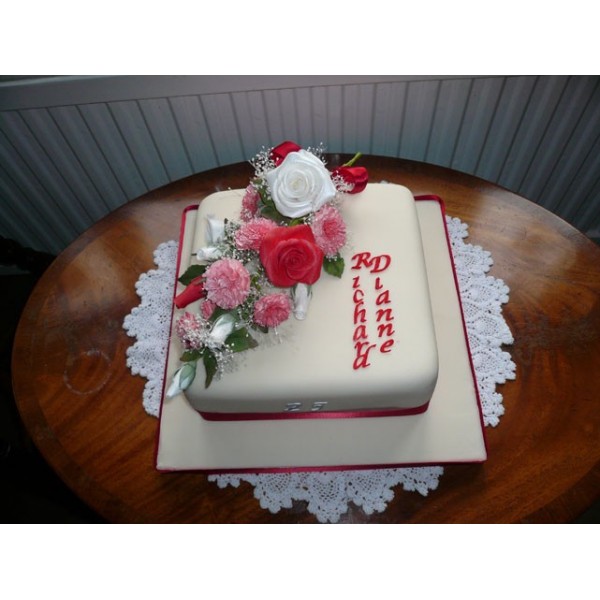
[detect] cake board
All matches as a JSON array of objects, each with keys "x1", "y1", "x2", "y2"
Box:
[{"x1": 155, "y1": 197, "x2": 487, "y2": 472}]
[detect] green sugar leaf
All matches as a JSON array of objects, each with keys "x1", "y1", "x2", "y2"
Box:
[
  {"x1": 323, "y1": 255, "x2": 345, "y2": 278},
  {"x1": 180, "y1": 349, "x2": 203, "y2": 362},
  {"x1": 226, "y1": 327, "x2": 259, "y2": 353},
  {"x1": 203, "y1": 350, "x2": 218, "y2": 388},
  {"x1": 178, "y1": 264, "x2": 206, "y2": 285}
]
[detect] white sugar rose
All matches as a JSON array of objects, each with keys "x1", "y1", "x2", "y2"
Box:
[{"x1": 265, "y1": 149, "x2": 336, "y2": 218}]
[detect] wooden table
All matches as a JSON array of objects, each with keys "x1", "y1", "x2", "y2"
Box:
[{"x1": 12, "y1": 157, "x2": 600, "y2": 523}]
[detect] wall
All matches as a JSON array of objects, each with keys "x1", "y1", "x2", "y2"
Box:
[{"x1": 1, "y1": 75, "x2": 598, "y2": 256}]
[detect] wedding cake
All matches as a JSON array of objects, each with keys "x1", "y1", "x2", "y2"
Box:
[{"x1": 166, "y1": 142, "x2": 439, "y2": 419}]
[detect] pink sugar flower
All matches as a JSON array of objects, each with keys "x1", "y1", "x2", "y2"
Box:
[
  {"x1": 235, "y1": 218, "x2": 278, "y2": 251},
  {"x1": 310, "y1": 204, "x2": 346, "y2": 256},
  {"x1": 175, "y1": 311, "x2": 203, "y2": 349},
  {"x1": 241, "y1": 185, "x2": 260, "y2": 221},
  {"x1": 203, "y1": 258, "x2": 251, "y2": 309},
  {"x1": 200, "y1": 299, "x2": 216, "y2": 320},
  {"x1": 253, "y1": 293, "x2": 292, "y2": 328}
]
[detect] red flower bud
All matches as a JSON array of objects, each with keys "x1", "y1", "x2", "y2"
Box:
[
  {"x1": 270, "y1": 141, "x2": 302, "y2": 166},
  {"x1": 333, "y1": 167, "x2": 369, "y2": 194},
  {"x1": 332, "y1": 166, "x2": 369, "y2": 194},
  {"x1": 174, "y1": 276, "x2": 206, "y2": 309}
]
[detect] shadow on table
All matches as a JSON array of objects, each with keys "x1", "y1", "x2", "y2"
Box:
[{"x1": 0, "y1": 240, "x2": 106, "y2": 524}]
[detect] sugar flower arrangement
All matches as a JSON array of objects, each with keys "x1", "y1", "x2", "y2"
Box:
[{"x1": 167, "y1": 141, "x2": 368, "y2": 396}]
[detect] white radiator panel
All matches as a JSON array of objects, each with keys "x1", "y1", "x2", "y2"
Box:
[{"x1": 0, "y1": 75, "x2": 598, "y2": 254}]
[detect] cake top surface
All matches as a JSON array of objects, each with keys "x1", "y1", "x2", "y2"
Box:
[
  {"x1": 184, "y1": 184, "x2": 438, "y2": 409},
  {"x1": 165, "y1": 142, "x2": 437, "y2": 413}
]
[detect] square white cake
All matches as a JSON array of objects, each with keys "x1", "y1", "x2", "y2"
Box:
[
  {"x1": 177, "y1": 184, "x2": 439, "y2": 418},
  {"x1": 155, "y1": 196, "x2": 487, "y2": 471}
]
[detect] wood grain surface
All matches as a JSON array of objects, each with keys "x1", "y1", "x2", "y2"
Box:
[{"x1": 12, "y1": 156, "x2": 600, "y2": 523}]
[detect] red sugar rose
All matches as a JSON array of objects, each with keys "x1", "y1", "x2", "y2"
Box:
[{"x1": 259, "y1": 225, "x2": 324, "y2": 288}]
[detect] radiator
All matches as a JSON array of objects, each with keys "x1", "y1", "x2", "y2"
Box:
[{"x1": 1, "y1": 75, "x2": 598, "y2": 255}]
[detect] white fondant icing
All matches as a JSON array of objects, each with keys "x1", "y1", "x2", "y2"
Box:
[{"x1": 180, "y1": 184, "x2": 439, "y2": 415}]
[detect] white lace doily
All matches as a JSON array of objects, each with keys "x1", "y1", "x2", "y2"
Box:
[{"x1": 123, "y1": 215, "x2": 515, "y2": 523}]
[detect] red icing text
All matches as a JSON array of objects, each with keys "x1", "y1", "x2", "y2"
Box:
[{"x1": 351, "y1": 252, "x2": 395, "y2": 370}]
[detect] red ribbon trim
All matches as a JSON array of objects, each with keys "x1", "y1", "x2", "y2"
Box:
[{"x1": 198, "y1": 402, "x2": 429, "y2": 421}]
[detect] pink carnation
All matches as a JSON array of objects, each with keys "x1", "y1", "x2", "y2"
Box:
[
  {"x1": 241, "y1": 185, "x2": 260, "y2": 221},
  {"x1": 235, "y1": 218, "x2": 278, "y2": 251},
  {"x1": 310, "y1": 204, "x2": 346, "y2": 256},
  {"x1": 203, "y1": 258, "x2": 251, "y2": 309},
  {"x1": 175, "y1": 311, "x2": 203, "y2": 349},
  {"x1": 199, "y1": 299, "x2": 216, "y2": 320},
  {"x1": 253, "y1": 293, "x2": 292, "y2": 328}
]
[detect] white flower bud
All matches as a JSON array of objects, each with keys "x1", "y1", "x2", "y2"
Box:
[
  {"x1": 166, "y1": 362, "x2": 196, "y2": 398},
  {"x1": 206, "y1": 313, "x2": 237, "y2": 348},
  {"x1": 292, "y1": 283, "x2": 312, "y2": 320},
  {"x1": 206, "y1": 215, "x2": 225, "y2": 244},
  {"x1": 195, "y1": 246, "x2": 222, "y2": 261}
]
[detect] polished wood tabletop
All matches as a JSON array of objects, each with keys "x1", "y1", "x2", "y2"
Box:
[{"x1": 12, "y1": 156, "x2": 600, "y2": 523}]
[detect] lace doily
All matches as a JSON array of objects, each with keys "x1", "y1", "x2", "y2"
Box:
[{"x1": 123, "y1": 216, "x2": 515, "y2": 523}]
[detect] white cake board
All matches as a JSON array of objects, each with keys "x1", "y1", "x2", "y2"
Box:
[{"x1": 155, "y1": 199, "x2": 487, "y2": 472}]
